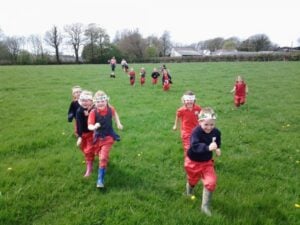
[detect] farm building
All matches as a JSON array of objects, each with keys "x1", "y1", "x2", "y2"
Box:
[{"x1": 170, "y1": 47, "x2": 202, "y2": 57}]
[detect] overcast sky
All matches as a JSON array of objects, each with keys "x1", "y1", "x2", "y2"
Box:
[{"x1": 1, "y1": 0, "x2": 300, "y2": 47}]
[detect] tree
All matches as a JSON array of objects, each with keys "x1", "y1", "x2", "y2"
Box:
[
  {"x1": 160, "y1": 31, "x2": 172, "y2": 56},
  {"x1": 204, "y1": 37, "x2": 224, "y2": 51},
  {"x1": 64, "y1": 23, "x2": 85, "y2": 63},
  {"x1": 116, "y1": 29, "x2": 146, "y2": 61},
  {"x1": 250, "y1": 34, "x2": 272, "y2": 51},
  {"x1": 222, "y1": 37, "x2": 240, "y2": 50},
  {"x1": 145, "y1": 35, "x2": 163, "y2": 57},
  {"x1": 5, "y1": 36, "x2": 24, "y2": 63},
  {"x1": 238, "y1": 34, "x2": 272, "y2": 52},
  {"x1": 84, "y1": 24, "x2": 100, "y2": 63},
  {"x1": 28, "y1": 34, "x2": 48, "y2": 63},
  {"x1": 44, "y1": 25, "x2": 63, "y2": 63}
]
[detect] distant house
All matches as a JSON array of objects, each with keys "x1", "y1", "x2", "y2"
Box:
[
  {"x1": 212, "y1": 49, "x2": 238, "y2": 56},
  {"x1": 170, "y1": 47, "x2": 202, "y2": 57}
]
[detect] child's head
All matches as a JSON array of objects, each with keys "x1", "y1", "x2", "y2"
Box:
[
  {"x1": 79, "y1": 90, "x2": 93, "y2": 108},
  {"x1": 93, "y1": 90, "x2": 109, "y2": 109},
  {"x1": 236, "y1": 75, "x2": 244, "y2": 82},
  {"x1": 140, "y1": 67, "x2": 145, "y2": 72},
  {"x1": 153, "y1": 68, "x2": 157, "y2": 72},
  {"x1": 181, "y1": 91, "x2": 196, "y2": 108},
  {"x1": 198, "y1": 107, "x2": 217, "y2": 134},
  {"x1": 72, "y1": 86, "x2": 82, "y2": 100},
  {"x1": 130, "y1": 67, "x2": 134, "y2": 72}
]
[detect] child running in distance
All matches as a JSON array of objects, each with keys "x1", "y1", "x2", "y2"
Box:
[
  {"x1": 173, "y1": 91, "x2": 202, "y2": 157},
  {"x1": 151, "y1": 68, "x2": 160, "y2": 85},
  {"x1": 67, "y1": 85, "x2": 82, "y2": 137},
  {"x1": 109, "y1": 56, "x2": 117, "y2": 78},
  {"x1": 185, "y1": 107, "x2": 221, "y2": 216},
  {"x1": 230, "y1": 75, "x2": 248, "y2": 108},
  {"x1": 162, "y1": 69, "x2": 172, "y2": 91},
  {"x1": 140, "y1": 67, "x2": 146, "y2": 86},
  {"x1": 128, "y1": 67, "x2": 136, "y2": 86},
  {"x1": 121, "y1": 59, "x2": 129, "y2": 73},
  {"x1": 88, "y1": 91, "x2": 123, "y2": 188},
  {"x1": 76, "y1": 90, "x2": 95, "y2": 177}
]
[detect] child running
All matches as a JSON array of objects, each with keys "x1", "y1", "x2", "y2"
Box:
[
  {"x1": 109, "y1": 56, "x2": 117, "y2": 78},
  {"x1": 230, "y1": 75, "x2": 248, "y2": 108},
  {"x1": 185, "y1": 107, "x2": 221, "y2": 216},
  {"x1": 140, "y1": 67, "x2": 146, "y2": 86},
  {"x1": 67, "y1": 85, "x2": 82, "y2": 137},
  {"x1": 162, "y1": 69, "x2": 172, "y2": 91},
  {"x1": 151, "y1": 68, "x2": 160, "y2": 85},
  {"x1": 88, "y1": 91, "x2": 123, "y2": 188},
  {"x1": 173, "y1": 91, "x2": 202, "y2": 157},
  {"x1": 128, "y1": 67, "x2": 136, "y2": 86},
  {"x1": 76, "y1": 90, "x2": 95, "y2": 177}
]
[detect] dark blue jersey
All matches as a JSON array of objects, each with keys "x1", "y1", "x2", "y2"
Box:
[{"x1": 187, "y1": 126, "x2": 221, "y2": 162}]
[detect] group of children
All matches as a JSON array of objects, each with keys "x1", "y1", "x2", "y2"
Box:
[
  {"x1": 67, "y1": 86, "x2": 123, "y2": 188},
  {"x1": 111, "y1": 57, "x2": 173, "y2": 90},
  {"x1": 67, "y1": 74, "x2": 248, "y2": 216}
]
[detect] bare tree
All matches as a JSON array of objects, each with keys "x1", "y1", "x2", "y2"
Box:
[
  {"x1": 160, "y1": 31, "x2": 172, "y2": 56},
  {"x1": 44, "y1": 25, "x2": 62, "y2": 63},
  {"x1": 84, "y1": 23, "x2": 101, "y2": 63},
  {"x1": 64, "y1": 23, "x2": 85, "y2": 63},
  {"x1": 5, "y1": 36, "x2": 24, "y2": 63},
  {"x1": 28, "y1": 35, "x2": 45, "y2": 56},
  {"x1": 97, "y1": 27, "x2": 110, "y2": 58}
]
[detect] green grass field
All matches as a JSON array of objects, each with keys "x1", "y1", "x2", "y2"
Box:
[{"x1": 0, "y1": 62, "x2": 299, "y2": 225}]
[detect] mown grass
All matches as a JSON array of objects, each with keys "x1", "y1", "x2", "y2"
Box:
[{"x1": 0, "y1": 62, "x2": 299, "y2": 225}]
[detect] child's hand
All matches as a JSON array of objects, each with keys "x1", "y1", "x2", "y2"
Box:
[
  {"x1": 94, "y1": 123, "x2": 101, "y2": 129},
  {"x1": 209, "y1": 137, "x2": 218, "y2": 151},
  {"x1": 76, "y1": 137, "x2": 82, "y2": 147},
  {"x1": 117, "y1": 123, "x2": 123, "y2": 130},
  {"x1": 209, "y1": 142, "x2": 218, "y2": 151},
  {"x1": 215, "y1": 148, "x2": 221, "y2": 156},
  {"x1": 173, "y1": 125, "x2": 177, "y2": 130}
]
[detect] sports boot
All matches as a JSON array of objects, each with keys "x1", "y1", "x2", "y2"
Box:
[
  {"x1": 96, "y1": 168, "x2": 106, "y2": 188},
  {"x1": 186, "y1": 183, "x2": 194, "y2": 196},
  {"x1": 201, "y1": 187, "x2": 213, "y2": 216}
]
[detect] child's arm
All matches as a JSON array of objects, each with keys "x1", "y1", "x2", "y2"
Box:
[
  {"x1": 87, "y1": 110, "x2": 100, "y2": 131},
  {"x1": 114, "y1": 111, "x2": 123, "y2": 130},
  {"x1": 230, "y1": 86, "x2": 236, "y2": 93},
  {"x1": 246, "y1": 85, "x2": 249, "y2": 94},
  {"x1": 173, "y1": 115, "x2": 178, "y2": 130},
  {"x1": 67, "y1": 102, "x2": 74, "y2": 122}
]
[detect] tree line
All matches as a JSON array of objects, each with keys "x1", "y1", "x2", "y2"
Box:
[{"x1": 0, "y1": 23, "x2": 297, "y2": 65}]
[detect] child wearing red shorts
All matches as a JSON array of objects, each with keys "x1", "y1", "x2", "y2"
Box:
[
  {"x1": 185, "y1": 107, "x2": 221, "y2": 216},
  {"x1": 173, "y1": 91, "x2": 201, "y2": 157},
  {"x1": 88, "y1": 91, "x2": 123, "y2": 188},
  {"x1": 230, "y1": 75, "x2": 248, "y2": 107},
  {"x1": 76, "y1": 90, "x2": 95, "y2": 177}
]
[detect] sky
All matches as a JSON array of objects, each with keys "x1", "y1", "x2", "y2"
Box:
[{"x1": 1, "y1": 0, "x2": 300, "y2": 49}]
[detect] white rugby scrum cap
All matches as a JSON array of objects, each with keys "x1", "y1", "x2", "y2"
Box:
[
  {"x1": 79, "y1": 91, "x2": 93, "y2": 101},
  {"x1": 183, "y1": 94, "x2": 196, "y2": 101},
  {"x1": 93, "y1": 94, "x2": 109, "y2": 102},
  {"x1": 198, "y1": 112, "x2": 217, "y2": 121}
]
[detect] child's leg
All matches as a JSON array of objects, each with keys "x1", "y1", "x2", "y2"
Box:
[
  {"x1": 240, "y1": 96, "x2": 246, "y2": 105},
  {"x1": 82, "y1": 133, "x2": 95, "y2": 177},
  {"x1": 201, "y1": 160, "x2": 217, "y2": 192},
  {"x1": 96, "y1": 137, "x2": 114, "y2": 188},
  {"x1": 184, "y1": 157, "x2": 201, "y2": 187},
  {"x1": 234, "y1": 96, "x2": 241, "y2": 107},
  {"x1": 200, "y1": 160, "x2": 217, "y2": 216}
]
